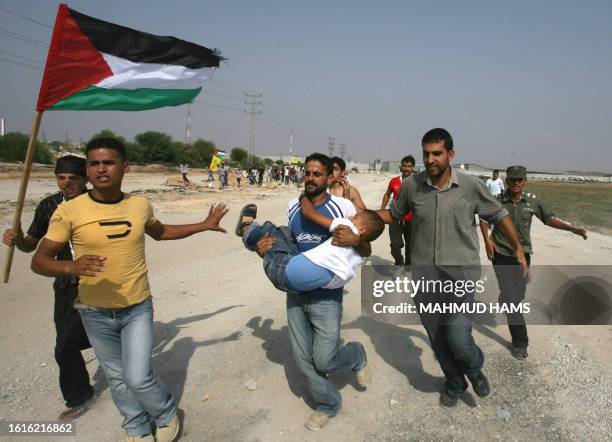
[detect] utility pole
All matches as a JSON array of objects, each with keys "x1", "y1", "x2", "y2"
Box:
[
  {"x1": 184, "y1": 103, "x2": 192, "y2": 145},
  {"x1": 289, "y1": 128, "x2": 294, "y2": 156},
  {"x1": 339, "y1": 143, "x2": 346, "y2": 159},
  {"x1": 245, "y1": 93, "x2": 262, "y2": 162},
  {"x1": 327, "y1": 137, "x2": 336, "y2": 157}
]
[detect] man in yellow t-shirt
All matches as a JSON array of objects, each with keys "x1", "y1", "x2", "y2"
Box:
[{"x1": 32, "y1": 137, "x2": 228, "y2": 442}]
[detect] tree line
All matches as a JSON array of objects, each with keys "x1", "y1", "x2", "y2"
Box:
[{"x1": 0, "y1": 129, "x2": 292, "y2": 168}]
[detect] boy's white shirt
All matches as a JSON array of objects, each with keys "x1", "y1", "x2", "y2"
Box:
[
  {"x1": 302, "y1": 218, "x2": 363, "y2": 289},
  {"x1": 286, "y1": 194, "x2": 359, "y2": 289}
]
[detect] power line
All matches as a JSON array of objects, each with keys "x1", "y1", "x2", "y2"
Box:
[
  {"x1": 0, "y1": 49, "x2": 42, "y2": 64},
  {"x1": 201, "y1": 89, "x2": 244, "y2": 102},
  {"x1": 0, "y1": 56, "x2": 42, "y2": 70},
  {"x1": 0, "y1": 28, "x2": 48, "y2": 47},
  {"x1": 261, "y1": 103, "x2": 293, "y2": 129},
  {"x1": 192, "y1": 101, "x2": 245, "y2": 112},
  {"x1": 259, "y1": 112, "x2": 287, "y2": 130},
  {"x1": 0, "y1": 6, "x2": 53, "y2": 29},
  {"x1": 208, "y1": 79, "x2": 244, "y2": 96}
]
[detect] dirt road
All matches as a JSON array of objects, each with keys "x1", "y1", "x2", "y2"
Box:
[{"x1": 1, "y1": 173, "x2": 611, "y2": 441}]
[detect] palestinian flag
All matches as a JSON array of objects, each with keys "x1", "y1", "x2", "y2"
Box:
[
  {"x1": 213, "y1": 149, "x2": 226, "y2": 158},
  {"x1": 37, "y1": 4, "x2": 223, "y2": 112}
]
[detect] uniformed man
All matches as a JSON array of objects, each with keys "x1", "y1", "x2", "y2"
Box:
[{"x1": 479, "y1": 165, "x2": 587, "y2": 359}]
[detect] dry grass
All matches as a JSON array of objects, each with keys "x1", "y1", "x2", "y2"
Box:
[{"x1": 526, "y1": 181, "x2": 612, "y2": 234}]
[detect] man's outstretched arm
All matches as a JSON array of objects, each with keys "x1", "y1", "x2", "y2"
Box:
[
  {"x1": 375, "y1": 209, "x2": 397, "y2": 224},
  {"x1": 146, "y1": 203, "x2": 229, "y2": 241},
  {"x1": 547, "y1": 217, "x2": 587, "y2": 239}
]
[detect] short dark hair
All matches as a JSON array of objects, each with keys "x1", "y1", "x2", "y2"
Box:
[
  {"x1": 55, "y1": 154, "x2": 86, "y2": 177},
  {"x1": 422, "y1": 128, "x2": 453, "y2": 150},
  {"x1": 86, "y1": 137, "x2": 127, "y2": 161},
  {"x1": 401, "y1": 155, "x2": 415, "y2": 166},
  {"x1": 305, "y1": 152, "x2": 333, "y2": 176},
  {"x1": 359, "y1": 210, "x2": 386, "y2": 242},
  {"x1": 493, "y1": 169, "x2": 500, "y2": 174},
  {"x1": 330, "y1": 156, "x2": 346, "y2": 171}
]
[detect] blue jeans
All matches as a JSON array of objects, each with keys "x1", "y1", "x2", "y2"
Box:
[
  {"x1": 286, "y1": 293, "x2": 366, "y2": 416},
  {"x1": 244, "y1": 222, "x2": 336, "y2": 293},
  {"x1": 78, "y1": 298, "x2": 176, "y2": 436}
]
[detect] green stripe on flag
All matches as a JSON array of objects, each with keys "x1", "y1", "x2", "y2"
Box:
[{"x1": 49, "y1": 85, "x2": 201, "y2": 111}]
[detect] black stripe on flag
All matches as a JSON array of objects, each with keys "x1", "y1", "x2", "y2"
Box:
[{"x1": 69, "y1": 7, "x2": 224, "y2": 69}]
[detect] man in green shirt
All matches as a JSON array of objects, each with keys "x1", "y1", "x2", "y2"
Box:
[
  {"x1": 334, "y1": 128, "x2": 528, "y2": 407},
  {"x1": 480, "y1": 165, "x2": 587, "y2": 359}
]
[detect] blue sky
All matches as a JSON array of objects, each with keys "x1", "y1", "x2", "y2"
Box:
[{"x1": 1, "y1": 0, "x2": 611, "y2": 171}]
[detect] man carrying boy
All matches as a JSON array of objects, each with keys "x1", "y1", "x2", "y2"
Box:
[{"x1": 254, "y1": 153, "x2": 372, "y2": 430}]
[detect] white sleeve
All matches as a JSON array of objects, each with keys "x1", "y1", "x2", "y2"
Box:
[
  {"x1": 329, "y1": 218, "x2": 358, "y2": 234},
  {"x1": 330, "y1": 195, "x2": 357, "y2": 217}
]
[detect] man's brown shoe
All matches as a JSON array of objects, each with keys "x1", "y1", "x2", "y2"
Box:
[
  {"x1": 156, "y1": 415, "x2": 179, "y2": 442},
  {"x1": 305, "y1": 411, "x2": 330, "y2": 431},
  {"x1": 356, "y1": 353, "x2": 372, "y2": 387},
  {"x1": 125, "y1": 434, "x2": 154, "y2": 442}
]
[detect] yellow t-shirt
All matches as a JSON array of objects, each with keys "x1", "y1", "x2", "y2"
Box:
[{"x1": 45, "y1": 192, "x2": 158, "y2": 308}]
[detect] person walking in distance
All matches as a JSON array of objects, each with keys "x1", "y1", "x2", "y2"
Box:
[{"x1": 486, "y1": 169, "x2": 504, "y2": 196}]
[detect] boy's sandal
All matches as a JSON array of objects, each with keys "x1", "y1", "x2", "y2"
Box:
[{"x1": 235, "y1": 203, "x2": 258, "y2": 236}]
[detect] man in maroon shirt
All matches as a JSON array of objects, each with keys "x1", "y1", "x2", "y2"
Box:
[{"x1": 380, "y1": 155, "x2": 415, "y2": 266}]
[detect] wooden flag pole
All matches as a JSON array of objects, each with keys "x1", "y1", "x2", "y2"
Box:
[{"x1": 3, "y1": 111, "x2": 43, "y2": 283}]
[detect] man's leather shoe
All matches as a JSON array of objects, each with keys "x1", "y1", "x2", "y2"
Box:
[
  {"x1": 468, "y1": 371, "x2": 491, "y2": 397},
  {"x1": 439, "y1": 390, "x2": 458, "y2": 407}
]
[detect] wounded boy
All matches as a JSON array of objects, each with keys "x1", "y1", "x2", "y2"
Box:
[{"x1": 235, "y1": 197, "x2": 385, "y2": 294}]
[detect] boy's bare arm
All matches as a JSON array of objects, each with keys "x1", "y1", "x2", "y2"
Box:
[{"x1": 300, "y1": 196, "x2": 332, "y2": 230}]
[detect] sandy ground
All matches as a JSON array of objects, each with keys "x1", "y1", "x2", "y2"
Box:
[{"x1": 1, "y1": 172, "x2": 612, "y2": 441}]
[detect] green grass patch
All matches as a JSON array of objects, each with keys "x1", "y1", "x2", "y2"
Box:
[{"x1": 525, "y1": 181, "x2": 612, "y2": 234}]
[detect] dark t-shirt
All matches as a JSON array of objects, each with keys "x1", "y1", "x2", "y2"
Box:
[{"x1": 28, "y1": 192, "x2": 73, "y2": 261}]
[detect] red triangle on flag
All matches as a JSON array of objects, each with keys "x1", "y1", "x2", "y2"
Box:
[{"x1": 37, "y1": 4, "x2": 113, "y2": 111}]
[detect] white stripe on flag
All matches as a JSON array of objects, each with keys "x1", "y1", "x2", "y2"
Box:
[{"x1": 96, "y1": 53, "x2": 216, "y2": 90}]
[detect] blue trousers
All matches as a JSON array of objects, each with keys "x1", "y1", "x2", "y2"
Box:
[
  {"x1": 79, "y1": 298, "x2": 176, "y2": 436},
  {"x1": 243, "y1": 222, "x2": 334, "y2": 293},
  {"x1": 287, "y1": 293, "x2": 366, "y2": 416}
]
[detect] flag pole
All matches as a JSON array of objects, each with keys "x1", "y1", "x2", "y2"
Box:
[{"x1": 3, "y1": 111, "x2": 43, "y2": 283}]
